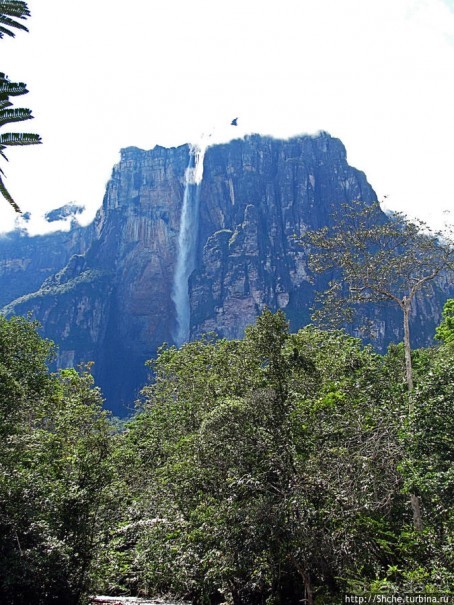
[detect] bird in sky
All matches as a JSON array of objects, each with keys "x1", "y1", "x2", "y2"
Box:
[{"x1": 231, "y1": 117, "x2": 238, "y2": 126}]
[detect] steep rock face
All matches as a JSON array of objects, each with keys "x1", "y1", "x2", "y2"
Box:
[
  {"x1": 2, "y1": 144, "x2": 192, "y2": 411},
  {"x1": 87, "y1": 144, "x2": 190, "y2": 350},
  {"x1": 0, "y1": 215, "x2": 92, "y2": 308},
  {"x1": 81, "y1": 144, "x2": 191, "y2": 407},
  {"x1": 1, "y1": 133, "x2": 451, "y2": 414},
  {"x1": 191, "y1": 134, "x2": 376, "y2": 337}
]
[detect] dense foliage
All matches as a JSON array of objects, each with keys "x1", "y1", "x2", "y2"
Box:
[
  {"x1": 435, "y1": 298, "x2": 454, "y2": 344},
  {"x1": 0, "y1": 306, "x2": 452, "y2": 604},
  {"x1": 0, "y1": 316, "x2": 113, "y2": 605}
]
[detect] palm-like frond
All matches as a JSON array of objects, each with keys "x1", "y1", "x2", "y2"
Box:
[
  {"x1": 0, "y1": 107, "x2": 32, "y2": 126},
  {"x1": 0, "y1": 0, "x2": 29, "y2": 38},
  {"x1": 0, "y1": 1, "x2": 29, "y2": 17},
  {"x1": 0, "y1": 132, "x2": 41, "y2": 147},
  {"x1": 0, "y1": 74, "x2": 28, "y2": 99},
  {"x1": 0, "y1": 16, "x2": 28, "y2": 37},
  {"x1": 0, "y1": 3, "x2": 39, "y2": 212},
  {"x1": 0, "y1": 170, "x2": 21, "y2": 212}
]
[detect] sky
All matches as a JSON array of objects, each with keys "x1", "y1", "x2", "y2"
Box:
[{"x1": 1, "y1": 0, "x2": 454, "y2": 234}]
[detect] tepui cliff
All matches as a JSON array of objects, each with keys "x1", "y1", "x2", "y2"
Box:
[{"x1": 1, "y1": 132, "x2": 451, "y2": 415}]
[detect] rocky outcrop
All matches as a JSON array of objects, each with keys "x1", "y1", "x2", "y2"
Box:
[
  {"x1": 2, "y1": 144, "x2": 193, "y2": 412},
  {"x1": 0, "y1": 210, "x2": 92, "y2": 308},
  {"x1": 191, "y1": 134, "x2": 376, "y2": 338},
  {"x1": 0, "y1": 133, "x2": 450, "y2": 414}
]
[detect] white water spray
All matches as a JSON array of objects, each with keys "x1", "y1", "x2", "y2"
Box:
[{"x1": 172, "y1": 143, "x2": 206, "y2": 346}]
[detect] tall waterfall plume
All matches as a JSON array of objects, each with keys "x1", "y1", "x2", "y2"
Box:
[{"x1": 172, "y1": 144, "x2": 206, "y2": 346}]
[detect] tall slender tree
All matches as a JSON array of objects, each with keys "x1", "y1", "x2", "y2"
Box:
[
  {"x1": 0, "y1": 1, "x2": 41, "y2": 212},
  {"x1": 301, "y1": 201, "x2": 454, "y2": 397},
  {"x1": 301, "y1": 200, "x2": 454, "y2": 531}
]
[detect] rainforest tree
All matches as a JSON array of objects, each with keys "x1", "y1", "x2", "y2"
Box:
[
  {"x1": 101, "y1": 311, "x2": 413, "y2": 604},
  {"x1": 301, "y1": 201, "x2": 454, "y2": 395},
  {"x1": 301, "y1": 201, "x2": 454, "y2": 532},
  {"x1": 2, "y1": 310, "x2": 451, "y2": 604},
  {"x1": 0, "y1": 316, "x2": 114, "y2": 605}
]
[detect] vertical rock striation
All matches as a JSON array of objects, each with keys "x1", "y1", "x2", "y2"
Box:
[{"x1": 191, "y1": 133, "x2": 376, "y2": 338}]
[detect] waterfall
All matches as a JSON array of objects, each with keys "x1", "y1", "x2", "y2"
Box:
[{"x1": 172, "y1": 144, "x2": 206, "y2": 346}]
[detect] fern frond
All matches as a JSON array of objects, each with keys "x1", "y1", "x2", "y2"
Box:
[
  {"x1": 0, "y1": 107, "x2": 33, "y2": 126},
  {"x1": 0, "y1": 24, "x2": 14, "y2": 37},
  {"x1": 0, "y1": 171, "x2": 21, "y2": 212},
  {"x1": 0, "y1": 1, "x2": 30, "y2": 18},
  {"x1": 0, "y1": 80, "x2": 28, "y2": 99},
  {"x1": 0, "y1": 3, "x2": 36, "y2": 213},
  {"x1": 0, "y1": 132, "x2": 41, "y2": 146},
  {"x1": 0, "y1": 15, "x2": 28, "y2": 37},
  {"x1": 0, "y1": 0, "x2": 29, "y2": 38}
]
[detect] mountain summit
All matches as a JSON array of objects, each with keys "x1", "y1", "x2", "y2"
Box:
[{"x1": 1, "y1": 133, "x2": 450, "y2": 414}]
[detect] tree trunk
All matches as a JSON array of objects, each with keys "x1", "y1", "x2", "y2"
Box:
[
  {"x1": 402, "y1": 299, "x2": 423, "y2": 532},
  {"x1": 291, "y1": 557, "x2": 314, "y2": 605},
  {"x1": 402, "y1": 299, "x2": 414, "y2": 400},
  {"x1": 303, "y1": 569, "x2": 314, "y2": 605},
  {"x1": 411, "y1": 493, "x2": 423, "y2": 532}
]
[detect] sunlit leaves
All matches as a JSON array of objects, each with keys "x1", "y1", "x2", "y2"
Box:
[
  {"x1": 435, "y1": 298, "x2": 454, "y2": 344},
  {"x1": 0, "y1": 317, "x2": 113, "y2": 604}
]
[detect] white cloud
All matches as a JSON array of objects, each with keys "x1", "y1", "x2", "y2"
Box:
[{"x1": 0, "y1": 0, "x2": 453, "y2": 233}]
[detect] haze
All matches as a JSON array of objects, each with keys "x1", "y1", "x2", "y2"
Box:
[{"x1": 1, "y1": 0, "x2": 453, "y2": 234}]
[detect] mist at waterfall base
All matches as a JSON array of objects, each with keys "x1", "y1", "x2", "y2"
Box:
[{"x1": 171, "y1": 145, "x2": 206, "y2": 346}]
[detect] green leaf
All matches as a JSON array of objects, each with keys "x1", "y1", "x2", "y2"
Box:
[
  {"x1": 0, "y1": 171, "x2": 20, "y2": 211},
  {"x1": 0, "y1": 107, "x2": 33, "y2": 126},
  {"x1": 0, "y1": 131, "x2": 41, "y2": 145}
]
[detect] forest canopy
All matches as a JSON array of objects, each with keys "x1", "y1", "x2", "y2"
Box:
[{"x1": 0, "y1": 307, "x2": 452, "y2": 605}]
